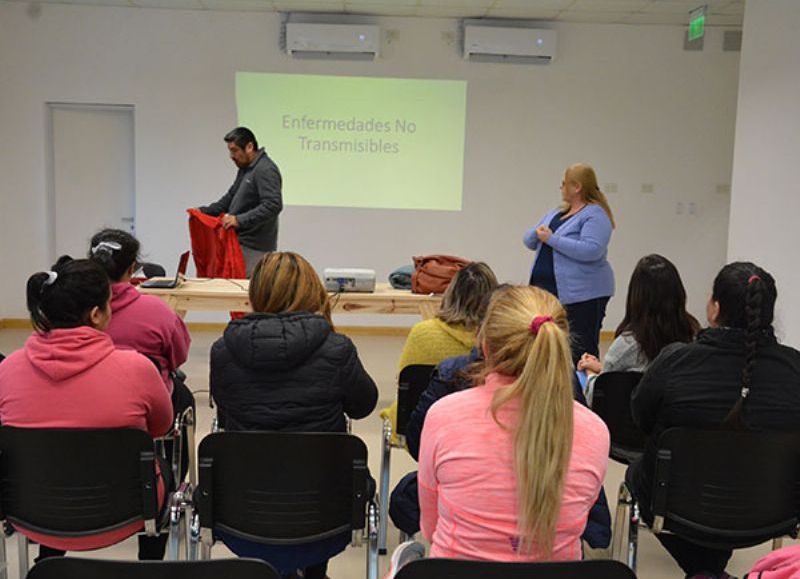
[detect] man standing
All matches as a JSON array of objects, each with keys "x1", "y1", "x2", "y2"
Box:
[{"x1": 199, "y1": 127, "x2": 283, "y2": 276}]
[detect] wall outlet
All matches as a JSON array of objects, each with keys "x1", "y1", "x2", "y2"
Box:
[
  {"x1": 641, "y1": 183, "x2": 654, "y2": 194},
  {"x1": 688, "y1": 202, "x2": 697, "y2": 215},
  {"x1": 676, "y1": 201, "x2": 684, "y2": 214}
]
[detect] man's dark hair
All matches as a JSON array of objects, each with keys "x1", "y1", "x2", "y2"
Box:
[{"x1": 224, "y1": 127, "x2": 258, "y2": 150}]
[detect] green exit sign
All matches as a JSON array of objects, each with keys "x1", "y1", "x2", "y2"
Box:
[{"x1": 689, "y1": 5, "x2": 707, "y2": 42}]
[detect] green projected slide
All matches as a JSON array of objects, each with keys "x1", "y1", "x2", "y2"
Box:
[{"x1": 235, "y1": 72, "x2": 467, "y2": 211}]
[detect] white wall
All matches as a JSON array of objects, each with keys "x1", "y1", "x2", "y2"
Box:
[
  {"x1": 0, "y1": 2, "x2": 740, "y2": 326},
  {"x1": 728, "y1": 0, "x2": 800, "y2": 344}
]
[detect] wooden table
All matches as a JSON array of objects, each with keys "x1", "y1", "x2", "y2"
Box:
[{"x1": 139, "y1": 278, "x2": 442, "y2": 319}]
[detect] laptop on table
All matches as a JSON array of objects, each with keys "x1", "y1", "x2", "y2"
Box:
[{"x1": 140, "y1": 251, "x2": 190, "y2": 289}]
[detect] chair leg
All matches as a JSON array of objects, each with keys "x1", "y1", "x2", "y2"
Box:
[
  {"x1": 16, "y1": 535, "x2": 28, "y2": 579},
  {"x1": 167, "y1": 490, "x2": 184, "y2": 561},
  {"x1": 398, "y1": 531, "x2": 410, "y2": 544},
  {"x1": 366, "y1": 501, "x2": 379, "y2": 579},
  {"x1": 378, "y1": 418, "x2": 392, "y2": 555},
  {"x1": 0, "y1": 533, "x2": 7, "y2": 579},
  {"x1": 627, "y1": 499, "x2": 640, "y2": 573},
  {"x1": 611, "y1": 481, "x2": 631, "y2": 562},
  {"x1": 188, "y1": 512, "x2": 200, "y2": 561},
  {"x1": 185, "y1": 408, "x2": 197, "y2": 489}
]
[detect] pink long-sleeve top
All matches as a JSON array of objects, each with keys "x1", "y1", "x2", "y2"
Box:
[
  {"x1": 106, "y1": 282, "x2": 191, "y2": 391},
  {"x1": 418, "y1": 372, "x2": 609, "y2": 562},
  {"x1": 0, "y1": 326, "x2": 174, "y2": 551}
]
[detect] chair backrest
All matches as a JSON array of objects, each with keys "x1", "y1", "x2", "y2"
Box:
[
  {"x1": 26, "y1": 557, "x2": 280, "y2": 579},
  {"x1": 196, "y1": 431, "x2": 368, "y2": 544},
  {"x1": 0, "y1": 427, "x2": 158, "y2": 536},
  {"x1": 590, "y1": 371, "x2": 645, "y2": 464},
  {"x1": 653, "y1": 427, "x2": 800, "y2": 548},
  {"x1": 396, "y1": 364, "x2": 435, "y2": 436},
  {"x1": 394, "y1": 558, "x2": 637, "y2": 579}
]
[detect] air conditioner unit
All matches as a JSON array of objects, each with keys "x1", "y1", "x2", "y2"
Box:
[
  {"x1": 286, "y1": 23, "x2": 380, "y2": 60},
  {"x1": 463, "y1": 25, "x2": 557, "y2": 63}
]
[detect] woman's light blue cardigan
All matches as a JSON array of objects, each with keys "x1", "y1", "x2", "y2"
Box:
[{"x1": 523, "y1": 204, "x2": 615, "y2": 305}]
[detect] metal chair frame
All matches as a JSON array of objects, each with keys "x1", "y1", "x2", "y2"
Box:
[{"x1": 378, "y1": 364, "x2": 435, "y2": 553}]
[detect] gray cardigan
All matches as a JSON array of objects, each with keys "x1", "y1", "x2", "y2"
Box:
[{"x1": 201, "y1": 149, "x2": 283, "y2": 251}]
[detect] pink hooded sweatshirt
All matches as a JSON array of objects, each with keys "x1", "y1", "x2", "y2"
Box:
[
  {"x1": 106, "y1": 282, "x2": 191, "y2": 391},
  {"x1": 0, "y1": 326, "x2": 173, "y2": 551}
]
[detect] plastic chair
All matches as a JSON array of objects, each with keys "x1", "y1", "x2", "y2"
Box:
[
  {"x1": 0, "y1": 427, "x2": 188, "y2": 579},
  {"x1": 26, "y1": 556, "x2": 280, "y2": 579},
  {"x1": 612, "y1": 427, "x2": 800, "y2": 571},
  {"x1": 589, "y1": 371, "x2": 645, "y2": 465},
  {"x1": 192, "y1": 431, "x2": 379, "y2": 579},
  {"x1": 378, "y1": 364, "x2": 435, "y2": 553},
  {"x1": 394, "y1": 558, "x2": 638, "y2": 578}
]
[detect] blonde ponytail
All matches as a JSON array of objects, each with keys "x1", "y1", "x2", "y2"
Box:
[{"x1": 481, "y1": 286, "x2": 575, "y2": 557}]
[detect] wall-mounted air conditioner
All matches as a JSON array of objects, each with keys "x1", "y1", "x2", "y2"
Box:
[
  {"x1": 463, "y1": 25, "x2": 557, "y2": 63},
  {"x1": 285, "y1": 23, "x2": 380, "y2": 60}
]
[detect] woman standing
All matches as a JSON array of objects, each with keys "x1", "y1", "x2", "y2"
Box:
[{"x1": 524, "y1": 163, "x2": 615, "y2": 362}]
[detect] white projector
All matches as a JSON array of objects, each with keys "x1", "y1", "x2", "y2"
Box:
[{"x1": 324, "y1": 268, "x2": 376, "y2": 293}]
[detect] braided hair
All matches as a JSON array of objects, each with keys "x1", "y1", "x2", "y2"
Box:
[{"x1": 714, "y1": 262, "x2": 777, "y2": 429}]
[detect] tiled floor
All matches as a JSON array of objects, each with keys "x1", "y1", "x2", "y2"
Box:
[{"x1": 0, "y1": 327, "x2": 790, "y2": 578}]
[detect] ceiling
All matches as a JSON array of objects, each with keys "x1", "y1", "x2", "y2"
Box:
[{"x1": 5, "y1": 0, "x2": 745, "y2": 26}]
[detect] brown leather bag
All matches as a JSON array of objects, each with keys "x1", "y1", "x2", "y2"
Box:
[{"x1": 411, "y1": 255, "x2": 472, "y2": 294}]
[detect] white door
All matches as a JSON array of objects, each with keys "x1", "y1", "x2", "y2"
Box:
[{"x1": 48, "y1": 103, "x2": 135, "y2": 261}]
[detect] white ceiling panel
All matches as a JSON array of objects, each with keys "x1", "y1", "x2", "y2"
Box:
[
  {"x1": 2, "y1": 0, "x2": 747, "y2": 25},
  {"x1": 485, "y1": 7, "x2": 561, "y2": 19}
]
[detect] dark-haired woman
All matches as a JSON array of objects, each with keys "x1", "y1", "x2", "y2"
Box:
[
  {"x1": 88, "y1": 229, "x2": 191, "y2": 391},
  {"x1": 577, "y1": 254, "x2": 699, "y2": 402},
  {"x1": 626, "y1": 262, "x2": 800, "y2": 579},
  {"x1": 0, "y1": 258, "x2": 173, "y2": 560}
]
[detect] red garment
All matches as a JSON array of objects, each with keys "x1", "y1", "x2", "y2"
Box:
[
  {"x1": 187, "y1": 208, "x2": 246, "y2": 279},
  {"x1": 0, "y1": 327, "x2": 173, "y2": 551}
]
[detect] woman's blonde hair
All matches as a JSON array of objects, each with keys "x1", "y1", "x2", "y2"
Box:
[
  {"x1": 438, "y1": 262, "x2": 498, "y2": 331},
  {"x1": 478, "y1": 285, "x2": 574, "y2": 557},
  {"x1": 249, "y1": 252, "x2": 333, "y2": 326},
  {"x1": 564, "y1": 163, "x2": 615, "y2": 228}
]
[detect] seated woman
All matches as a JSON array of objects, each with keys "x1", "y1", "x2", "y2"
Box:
[
  {"x1": 0, "y1": 257, "x2": 173, "y2": 561},
  {"x1": 577, "y1": 254, "x2": 699, "y2": 402},
  {"x1": 381, "y1": 262, "x2": 498, "y2": 442},
  {"x1": 418, "y1": 285, "x2": 609, "y2": 561},
  {"x1": 626, "y1": 262, "x2": 800, "y2": 579},
  {"x1": 88, "y1": 228, "x2": 194, "y2": 481},
  {"x1": 88, "y1": 229, "x2": 191, "y2": 393},
  {"x1": 210, "y1": 251, "x2": 378, "y2": 579}
]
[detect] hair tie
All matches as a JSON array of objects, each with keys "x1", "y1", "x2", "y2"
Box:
[
  {"x1": 44, "y1": 271, "x2": 58, "y2": 286},
  {"x1": 91, "y1": 241, "x2": 122, "y2": 255},
  {"x1": 747, "y1": 274, "x2": 761, "y2": 285},
  {"x1": 529, "y1": 315, "x2": 553, "y2": 336},
  {"x1": 741, "y1": 386, "x2": 750, "y2": 399}
]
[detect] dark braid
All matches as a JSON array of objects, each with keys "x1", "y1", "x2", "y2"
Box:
[{"x1": 718, "y1": 264, "x2": 776, "y2": 429}]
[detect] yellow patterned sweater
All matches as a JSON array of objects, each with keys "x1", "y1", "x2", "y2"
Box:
[{"x1": 381, "y1": 318, "x2": 476, "y2": 443}]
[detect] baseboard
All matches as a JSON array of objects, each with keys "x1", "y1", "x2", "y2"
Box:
[
  {"x1": 0, "y1": 319, "x2": 32, "y2": 329},
  {"x1": 185, "y1": 322, "x2": 411, "y2": 337},
  {"x1": 1, "y1": 319, "x2": 611, "y2": 341}
]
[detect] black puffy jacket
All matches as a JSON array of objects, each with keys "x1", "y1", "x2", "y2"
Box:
[{"x1": 210, "y1": 312, "x2": 378, "y2": 432}]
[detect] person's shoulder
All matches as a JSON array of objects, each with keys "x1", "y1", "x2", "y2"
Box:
[{"x1": 574, "y1": 400, "x2": 610, "y2": 441}]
